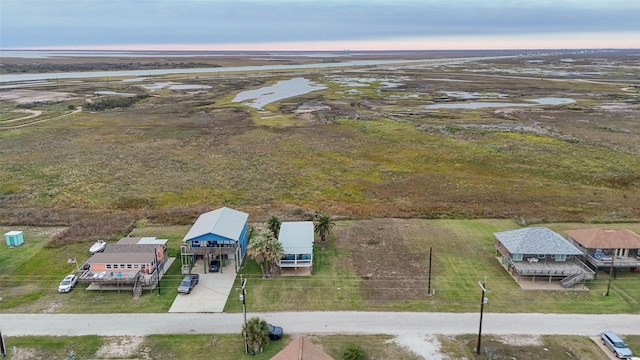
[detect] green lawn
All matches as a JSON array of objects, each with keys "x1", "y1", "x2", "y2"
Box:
[
  {"x1": 4, "y1": 333, "x2": 639, "y2": 359},
  {"x1": 3, "y1": 221, "x2": 639, "y2": 314}
]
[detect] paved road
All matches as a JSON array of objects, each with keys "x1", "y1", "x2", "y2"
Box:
[{"x1": 2, "y1": 312, "x2": 640, "y2": 337}]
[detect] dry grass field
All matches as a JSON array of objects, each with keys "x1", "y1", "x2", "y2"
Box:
[{"x1": 1, "y1": 50, "x2": 639, "y2": 241}]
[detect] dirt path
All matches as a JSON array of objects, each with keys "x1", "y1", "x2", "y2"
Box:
[
  {"x1": 0, "y1": 109, "x2": 43, "y2": 124},
  {"x1": 0, "y1": 106, "x2": 81, "y2": 130}
]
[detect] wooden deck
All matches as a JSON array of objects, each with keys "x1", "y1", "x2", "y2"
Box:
[
  {"x1": 497, "y1": 257, "x2": 590, "y2": 290},
  {"x1": 585, "y1": 255, "x2": 640, "y2": 269}
]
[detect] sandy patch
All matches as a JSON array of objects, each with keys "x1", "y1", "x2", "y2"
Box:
[
  {"x1": 496, "y1": 334, "x2": 543, "y2": 346},
  {"x1": 391, "y1": 333, "x2": 447, "y2": 360},
  {"x1": 4, "y1": 348, "x2": 46, "y2": 360},
  {"x1": 0, "y1": 89, "x2": 78, "y2": 104},
  {"x1": 95, "y1": 336, "x2": 145, "y2": 358}
]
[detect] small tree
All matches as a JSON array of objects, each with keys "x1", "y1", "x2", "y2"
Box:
[
  {"x1": 247, "y1": 231, "x2": 269, "y2": 278},
  {"x1": 247, "y1": 230, "x2": 284, "y2": 278},
  {"x1": 314, "y1": 214, "x2": 335, "y2": 242},
  {"x1": 343, "y1": 343, "x2": 365, "y2": 360},
  {"x1": 244, "y1": 317, "x2": 270, "y2": 353},
  {"x1": 267, "y1": 215, "x2": 282, "y2": 239}
]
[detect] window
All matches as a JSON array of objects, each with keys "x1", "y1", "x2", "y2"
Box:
[
  {"x1": 512, "y1": 253, "x2": 523, "y2": 261},
  {"x1": 127, "y1": 264, "x2": 132, "y2": 269},
  {"x1": 134, "y1": 264, "x2": 139, "y2": 269},
  {"x1": 120, "y1": 264, "x2": 125, "y2": 269},
  {"x1": 538, "y1": 254, "x2": 545, "y2": 258},
  {"x1": 106, "y1": 264, "x2": 112, "y2": 269},
  {"x1": 554, "y1": 254, "x2": 567, "y2": 261}
]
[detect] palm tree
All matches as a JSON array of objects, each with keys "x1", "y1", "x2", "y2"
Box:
[
  {"x1": 244, "y1": 317, "x2": 269, "y2": 353},
  {"x1": 343, "y1": 343, "x2": 365, "y2": 360},
  {"x1": 264, "y1": 237, "x2": 284, "y2": 278},
  {"x1": 314, "y1": 214, "x2": 334, "y2": 242},
  {"x1": 247, "y1": 231, "x2": 269, "y2": 278},
  {"x1": 267, "y1": 215, "x2": 281, "y2": 239},
  {"x1": 247, "y1": 230, "x2": 284, "y2": 278}
]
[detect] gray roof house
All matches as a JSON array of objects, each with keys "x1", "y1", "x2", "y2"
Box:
[
  {"x1": 494, "y1": 227, "x2": 594, "y2": 288},
  {"x1": 277, "y1": 221, "x2": 314, "y2": 276}
]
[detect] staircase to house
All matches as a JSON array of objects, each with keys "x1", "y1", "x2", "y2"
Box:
[
  {"x1": 132, "y1": 271, "x2": 144, "y2": 299},
  {"x1": 561, "y1": 271, "x2": 585, "y2": 288}
]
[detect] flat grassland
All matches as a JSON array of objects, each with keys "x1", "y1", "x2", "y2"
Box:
[
  {"x1": 1, "y1": 50, "x2": 640, "y2": 358},
  {"x1": 2, "y1": 220, "x2": 640, "y2": 315},
  {"x1": 1, "y1": 49, "x2": 640, "y2": 313},
  {"x1": 1, "y1": 50, "x2": 639, "y2": 232}
]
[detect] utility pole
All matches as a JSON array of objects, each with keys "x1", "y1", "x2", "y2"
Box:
[
  {"x1": 477, "y1": 277, "x2": 488, "y2": 355},
  {"x1": 155, "y1": 248, "x2": 161, "y2": 295},
  {"x1": 240, "y1": 275, "x2": 248, "y2": 354},
  {"x1": 0, "y1": 328, "x2": 6, "y2": 357},
  {"x1": 606, "y1": 256, "x2": 615, "y2": 296},
  {"x1": 427, "y1": 247, "x2": 433, "y2": 295}
]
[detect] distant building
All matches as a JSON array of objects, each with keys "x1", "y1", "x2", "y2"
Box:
[{"x1": 4, "y1": 231, "x2": 24, "y2": 246}]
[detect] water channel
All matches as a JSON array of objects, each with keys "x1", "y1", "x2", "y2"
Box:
[
  {"x1": 232, "y1": 77, "x2": 327, "y2": 109},
  {"x1": 0, "y1": 56, "x2": 515, "y2": 83},
  {"x1": 425, "y1": 97, "x2": 575, "y2": 109}
]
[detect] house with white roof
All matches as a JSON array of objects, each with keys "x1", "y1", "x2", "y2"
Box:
[
  {"x1": 277, "y1": 221, "x2": 314, "y2": 276},
  {"x1": 181, "y1": 207, "x2": 249, "y2": 273},
  {"x1": 494, "y1": 227, "x2": 594, "y2": 288}
]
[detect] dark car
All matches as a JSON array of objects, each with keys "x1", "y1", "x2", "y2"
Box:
[
  {"x1": 601, "y1": 331, "x2": 633, "y2": 359},
  {"x1": 177, "y1": 274, "x2": 199, "y2": 294},
  {"x1": 209, "y1": 259, "x2": 220, "y2": 272},
  {"x1": 268, "y1": 324, "x2": 283, "y2": 340}
]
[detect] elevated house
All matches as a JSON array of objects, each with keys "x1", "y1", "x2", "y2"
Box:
[
  {"x1": 566, "y1": 228, "x2": 640, "y2": 272},
  {"x1": 79, "y1": 236, "x2": 169, "y2": 298},
  {"x1": 277, "y1": 221, "x2": 314, "y2": 276},
  {"x1": 181, "y1": 207, "x2": 249, "y2": 274},
  {"x1": 494, "y1": 227, "x2": 595, "y2": 288}
]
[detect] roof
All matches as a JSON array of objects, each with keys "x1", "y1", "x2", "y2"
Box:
[
  {"x1": 278, "y1": 221, "x2": 314, "y2": 254},
  {"x1": 271, "y1": 336, "x2": 334, "y2": 360},
  {"x1": 104, "y1": 244, "x2": 159, "y2": 253},
  {"x1": 117, "y1": 236, "x2": 168, "y2": 246},
  {"x1": 4, "y1": 231, "x2": 22, "y2": 236},
  {"x1": 566, "y1": 228, "x2": 640, "y2": 249},
  {"x1": 183, "y1": 207, "x2": 249, "y2": 241},
  {"x1": 87, "y1": 252, "x2": 156, "y2": 264},
  {"x1": 494, "y1": 227, "x2": 583, "y2": 255}
]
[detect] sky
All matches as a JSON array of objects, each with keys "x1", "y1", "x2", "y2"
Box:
[{"x1": 1, "y1": 0, "x2": 639, "y2": 51}]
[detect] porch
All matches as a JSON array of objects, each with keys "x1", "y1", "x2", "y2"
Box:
[
  {"x1": 498, "y1": 255, "x2": 595, "y2": 288},
  {"x1": 584, "y1": 252, "x2": 640, "y2": 269},
  {"x1": 78, "y1": 258, "x2": 174, "y2": 293}
]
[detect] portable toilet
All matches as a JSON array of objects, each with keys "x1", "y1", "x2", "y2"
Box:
[{"x1": 5, "y1": 231, "x2": 24, "y2": 246}]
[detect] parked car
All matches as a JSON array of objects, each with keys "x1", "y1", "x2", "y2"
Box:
[
  {"x1": 601, "y1": 331, "x2": 633, "y2": 359},
  {"x1": 177, "y1": 274, "x2": 199, "y2": 294},
  {"x1": 209, "y1": 259, "x2": 220, "y2": 272},
  {"x1": 58, "y1": 274, "x2": 78, "y2": 293},
  {"x1": 268, "y1": 324, "x2": 283, "y2": 340}
]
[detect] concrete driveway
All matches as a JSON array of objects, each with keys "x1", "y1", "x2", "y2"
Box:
[{"x1": 168, "y1": 259, "x2": 238, "y2": 313}]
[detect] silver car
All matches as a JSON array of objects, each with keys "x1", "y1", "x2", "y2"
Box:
[
  {"x1": 177, "y1": 274, "x2": 199, "y2": 294},
  {"x1": 58, "y1": 274, "x2": 78, "y2": 293},
  {"x1": 601, "y1": 331, "x2": 633, "y2": 359}
]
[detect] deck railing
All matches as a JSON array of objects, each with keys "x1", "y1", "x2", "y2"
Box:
[{"x1": 279, "y1": 259, "x2": 312, "y2": 267}]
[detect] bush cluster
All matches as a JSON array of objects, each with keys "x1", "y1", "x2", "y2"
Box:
[
  {"x1": 45, "y1": 214, "x2": 135, "y2": 248},
  {"x1": 86, "y1": 95, "x2": 148, "y2": 111}
]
